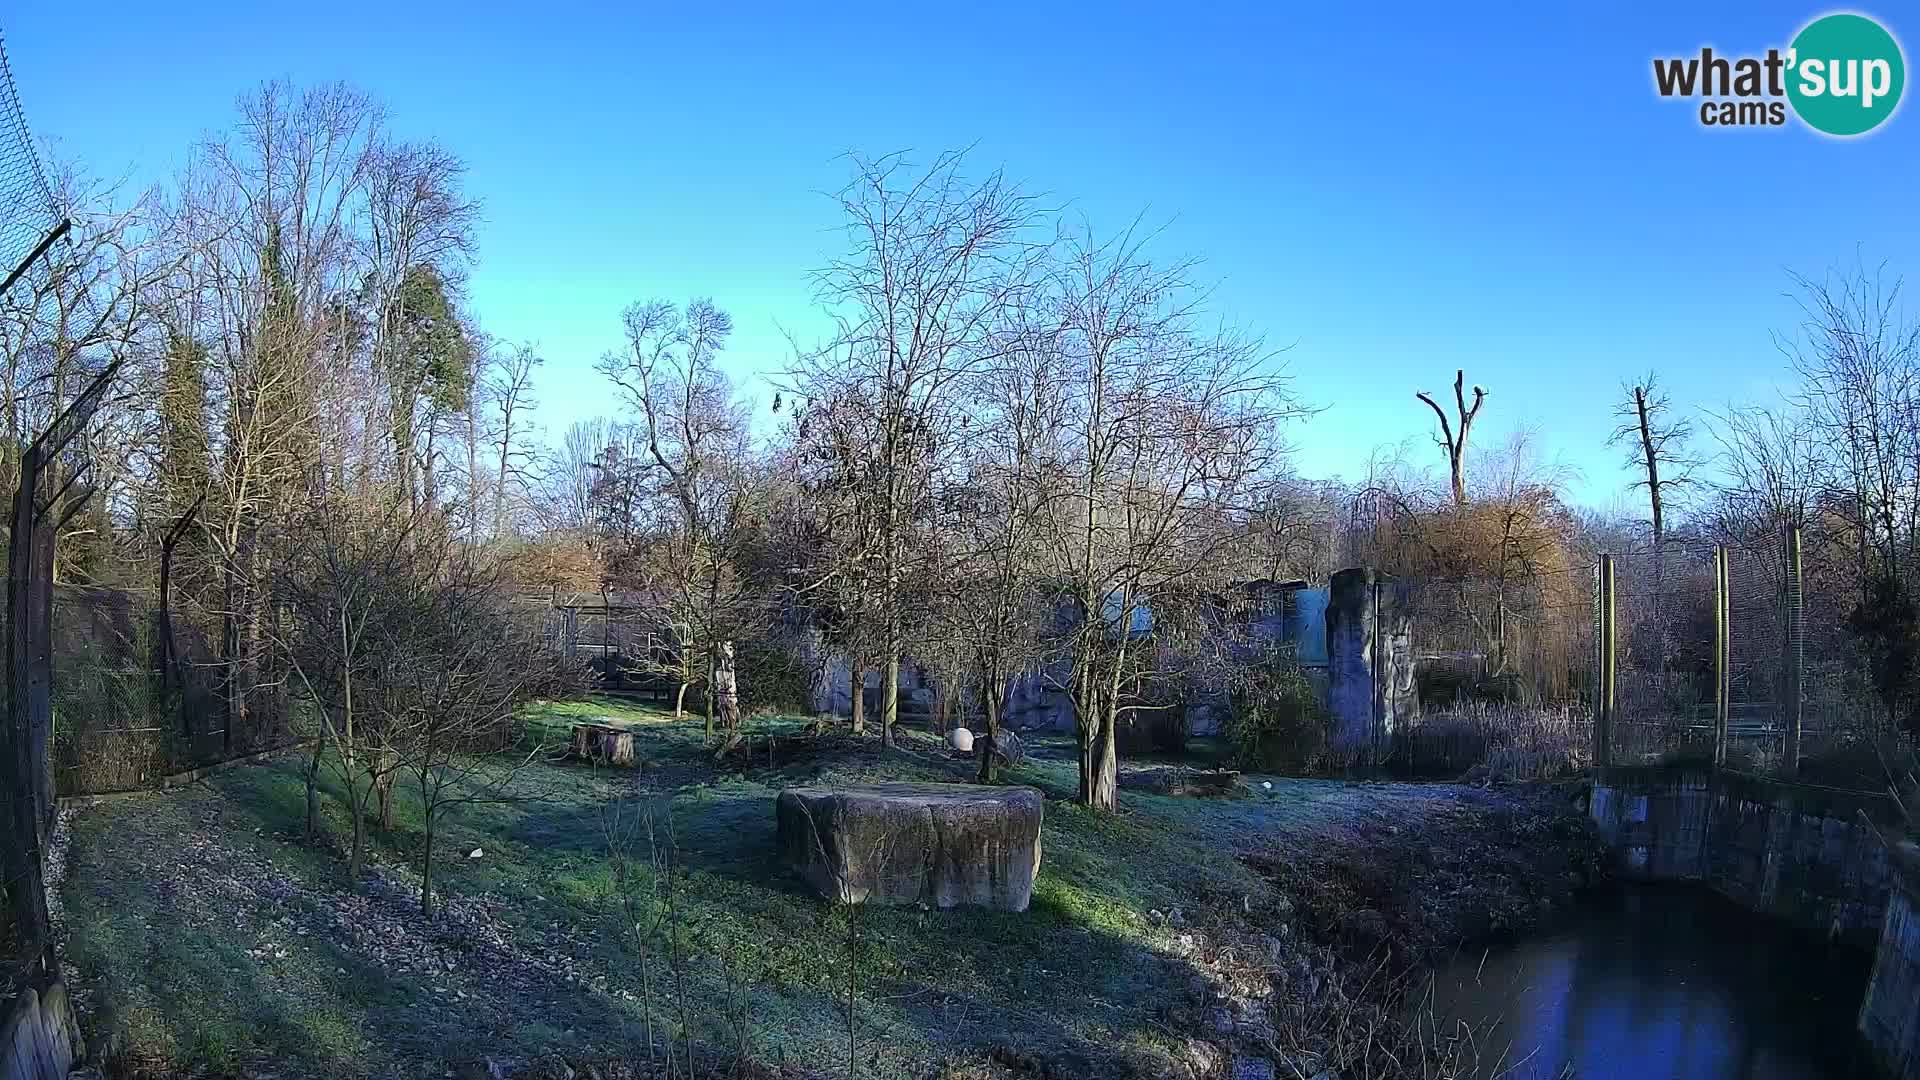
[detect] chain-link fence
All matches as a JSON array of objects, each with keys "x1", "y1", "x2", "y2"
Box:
[{"x1": 42, "y1": 586, "x2": 298, "y2": 797}]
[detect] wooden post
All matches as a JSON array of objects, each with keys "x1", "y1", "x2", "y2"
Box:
[
  {"x1": 1713, "y1": 546, "x2": 1730, "y2": 768},
  {"x1": 1783, "y1": 524, "x2": 1804, "y2": 774},
  {"x1": 1596, "y1": 555, "x2": 1616, "y2": 768}
]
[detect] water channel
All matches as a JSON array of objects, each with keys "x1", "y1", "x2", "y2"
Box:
[{"x1": 1427, "y1": 885, "x2": 1876, "y2": 1079}]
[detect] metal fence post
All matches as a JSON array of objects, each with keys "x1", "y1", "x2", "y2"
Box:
[
  {"x1": 1596, "y1": 554, "x2": 1615, "y2": 768},
  {"x1": 1713, "y1": 546, "x2": 1730, "y2": 768},
  {"x1": 1783, "y1": 524, "x2": 1804, "y2": 774}
]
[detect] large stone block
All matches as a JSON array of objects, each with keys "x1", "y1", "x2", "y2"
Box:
[
  {"x1": 1, "y1": 981, "x2": 79, "y2": 1080},
  {"x1": 776, "y1": 782, "x2": 1043, "y2": 912}
]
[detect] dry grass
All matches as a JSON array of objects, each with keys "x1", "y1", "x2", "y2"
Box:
[{"x1": 1392, "y1": 704, "x2": 1588, "y2": 781}]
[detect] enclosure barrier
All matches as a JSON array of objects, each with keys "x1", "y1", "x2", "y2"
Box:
[{"x1": 1592, "y1": 526, "x2": 1844, "y2": 777}]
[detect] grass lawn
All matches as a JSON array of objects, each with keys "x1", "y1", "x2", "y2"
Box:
[{"x1": 57, "y1": 698, "x2": 1590, "y2": 1079}]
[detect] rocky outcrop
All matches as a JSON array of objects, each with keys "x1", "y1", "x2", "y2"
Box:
[{"x1": 776, "y1": 783, "x2": 1043, "y2": 911}]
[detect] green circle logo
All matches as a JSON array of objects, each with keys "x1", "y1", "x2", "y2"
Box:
[{"x1": 1787, "y1": 13, "x2": 1906, "y2": 136}]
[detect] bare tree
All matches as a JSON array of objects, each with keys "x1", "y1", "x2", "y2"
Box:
[
  {"x1": 784, "y1": 386, "x2": 886, "y2": 732},
  {"x1": 1416, "y1": 369, "x2": 1487, "y2": 506},
  {"x1": 1610, "y1": 375, "x2": 1696, "y2": 674},
  {"x1": 1610, "y1": 374, "x2": 1696, "y2": 545},
  {"x1": 596, "y1": 299, "x2": 755, "y2": 732},
  {"x1": 1041, "y1": 225, "x2": 1302, "y2": 810},
  {"x1": 385, "y1": 557, "x2": 560, "y2": 915},
  {"x1": 165, "y1": 82, "x2": 386, "y2": 752},
  {"x1": 272, "y1": 496, "x2": 410, "y2": 884},
  {"x1": 360, "y1": 139, "x2": 477, "y2": 514},
  {"x1": 485, "y1": 341, "x2": 542, "y2": 539},
  {"x1": 932, "y1": 312, "x2": 1059, "y2": 780},
  {"x1": 788, "y1": 151, "x2": 1046, "y2": 747},
  {"x1": 1711, "y1": 399, "x2": 1823, "y2": 534},
  {"x1": 1783, "y1": 264, "x2": 1920, "y2": 585}
]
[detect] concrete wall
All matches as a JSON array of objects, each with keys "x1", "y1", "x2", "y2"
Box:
[
  {"x1": 1590, "y1": 766, "x2": 1896, "y2": 944},
  {"x1": 1862, "y1": 860, "x2": 1920, "y2": 1080},
  {"x1": 1593, "y1": 767, "x2": 1920, "y2": 1073},
  {"x1": 1326, "y1": 569, "x2": 1418, "y2": 763},
  {"x1": 0, "y1": 981, "x2": 78, "y2": 1080}
]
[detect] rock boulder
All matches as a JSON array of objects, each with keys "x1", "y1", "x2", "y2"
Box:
[
  {"x1": 984, "y1": 728, "x2": 1025, "y2": 767},
  {"x1": 776, "y1": 782, "x2": 1043, "y2": 911}
]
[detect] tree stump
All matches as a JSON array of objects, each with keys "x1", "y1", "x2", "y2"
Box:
[
  {"x1": 776, "y1": 782, "x2": 1043, "y2": 911},
  {"x1": 570, "y1": 723, "x2": 635, "y2": 766}
]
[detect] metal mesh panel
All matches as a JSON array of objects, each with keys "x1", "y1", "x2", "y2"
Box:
[
  {"x1": 1600, "y1": 531, "x2": 1814, "y2": 769},
  {"x1": 1609, "y1": 544, "x2": 1717, "y2": 764},
  {"x1": 0, "y1": 30, "x2": 56, "y2": 273},
  {"x1": 1725, "y1": 536, "x2": 1789, "y2": 759},
  {"x1": 0, "y1": 23, "x2": 66, "y2": 977},
  {"x1": 0, "y1": 25, "x2": 83, "y2": 449}
]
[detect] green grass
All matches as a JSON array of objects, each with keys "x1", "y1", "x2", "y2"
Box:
[{"x1": 59, "y1": 700, "x2": 1522, "y2": 1078}]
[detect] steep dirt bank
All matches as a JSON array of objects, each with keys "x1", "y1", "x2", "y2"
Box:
[{"x1": 1132, "y1": 782, "x2": 1606, "y2": 1080}]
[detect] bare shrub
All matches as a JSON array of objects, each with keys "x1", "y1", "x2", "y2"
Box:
[
  {"x1": 1392, "y1": 703, "x2": 1588, "y2": 781},
  {"x1": 1228, "y1": 663, "x2": 1331, "y2": 773}
]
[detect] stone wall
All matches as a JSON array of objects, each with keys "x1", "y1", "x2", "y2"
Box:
[
  {"x1": 0, "y1": 981, "x2": 79, "y2": 1080},
  {"x1": 1590, "y1": 766, "x2": 1896, "y2": 944},
  {"x1": 1862, "y1": 859, "x2": 1920, "y2": 1080},
  {"x1": 1592, "y1": 767, "x2": 1920, "y2": 1074}
]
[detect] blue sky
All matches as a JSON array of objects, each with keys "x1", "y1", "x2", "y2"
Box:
[{"x1": 9, "y1": 2, "x2": 1916, "y2": 509}]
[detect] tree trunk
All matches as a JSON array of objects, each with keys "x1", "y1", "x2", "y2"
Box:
[
  {"x1": 704, "y1": 642, "x2": 717, "y2": 737},
  {"x1": 881, "y1": 654, "x2": 899, "y2": 748},
  {"x1": 673, "y1": 680, "x2": 689, "y2": 721},
  {"x1": 348, "y1": 785, "x2": 366, "y2": 886},
  {"x1": 220, "y1": 568, "x2": 243, "y2": 754},
  {"x1": 304, "y1": 737, "x2": 323, "y2": 843},
  {"x1": 393, "y1": 396, "x2": 416, "y2": 516},
  {"x1": 712, "y1": 640, "x2": 741, "y2": 730},
  {"x1": 1633, "y1": 385, "x2": 1672, "y2": 676},
  {"x1": 1090, "y1": 699, "x2": 1119, "y2": 811},
  {"x1": 977, "y1": 669, "x2": 1003, "y2": 784},
  {"x1": 465, "y1": 402, "x2": 482, "y2": 544},
  {"x1": 1074, "y1": 673, "x2": 1100, "y2": 805},
  {"x1": 1080, "y1": 644, "x2": 1128, "y2": 812},
  {"x1": 1076, "y1": 715, "x2": 1098, "y2": 804},
  {"x1": 849, "y1": 656, "x2": 867, "y2": 734},
  {"x1": 421, "y1": 804, "x2": 436, "y2": 917},
  {"x1": 422, "y1": 419, "x2": 440, "y2": 513},
  {"x1": 156, "y1": 498, "x2": 202, "y2": 736},
  {"x1": 376, "y1": 756, "x2": 396, "y2": 832}
]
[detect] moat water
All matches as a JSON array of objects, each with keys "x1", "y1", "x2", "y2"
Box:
[{"x1": 1427, "y1": 885, "x2": 1875, "y2": 1080}]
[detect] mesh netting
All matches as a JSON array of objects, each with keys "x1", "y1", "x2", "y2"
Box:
[
  {"x1": 0, "y1": 29, "x2": 57, "y2": 277},
  {"x1": 0, "y1": 26, "x2": 80, "y2": 462},
  {"x1": 1609, "y1": 544, "x2": 1715, "y2": 763}
]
